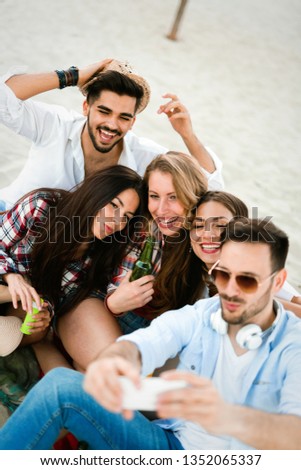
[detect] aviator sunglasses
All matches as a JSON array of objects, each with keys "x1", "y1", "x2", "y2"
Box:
[{"x1": 209, "y1": 261, "x2": 277, "y2": 294}]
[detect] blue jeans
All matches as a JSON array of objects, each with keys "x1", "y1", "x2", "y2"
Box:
[
  {"x1": 117, "y1": 310, "x2": 151, "y2": 334},
  {"x1": 0, "y1": 368, "x2": 184, "y2": 450}
]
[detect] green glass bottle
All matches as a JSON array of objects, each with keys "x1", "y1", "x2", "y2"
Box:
[{"x1": 130, "y1": 236, "x2": 155, "y2": 281}]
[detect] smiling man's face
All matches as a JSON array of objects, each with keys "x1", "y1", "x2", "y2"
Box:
[{"x1": 83, "y1": 90, "x2": 136, "y2": 153}]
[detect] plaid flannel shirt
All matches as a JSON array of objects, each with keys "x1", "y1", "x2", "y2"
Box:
[
  {"x1": 0, "y1": 192, "x2": 92, "y2": 308},
  {"x1": 108, "y1": 232, "x2": 163, "y2": 291}
]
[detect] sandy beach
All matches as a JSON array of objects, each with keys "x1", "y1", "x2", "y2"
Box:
[{"x1": 0, "y1": 0, "x2": 300, "y2": 290}]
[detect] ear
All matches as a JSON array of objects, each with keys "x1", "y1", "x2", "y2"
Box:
[
  {"x1": 83, "y1": 100, "x2": 89, "y2": 116},
  {"x1": 273, "y1": 268, "x2": 287, "y2": 294}
]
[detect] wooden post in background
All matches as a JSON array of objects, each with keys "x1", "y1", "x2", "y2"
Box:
[{"x1": 166, "y1": 0, "x2": 188, "y2": 41}]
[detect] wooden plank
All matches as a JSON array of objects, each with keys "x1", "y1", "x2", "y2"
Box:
[{"x1": 166, "y1": 0, "x2": 189, "y2": 41}]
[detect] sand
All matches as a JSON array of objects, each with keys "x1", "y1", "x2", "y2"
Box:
[{"x1": 0, "y1": 0, "x2": 300, "y2": 290}]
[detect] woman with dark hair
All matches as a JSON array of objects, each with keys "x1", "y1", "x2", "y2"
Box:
[
  {"x1": 0, "y1": 165, "x2": 144, "y2": 354},
  {"x1": 188, "y1": 191, "x2": 249, "y2": 301},
  {"x1": 58, "y1": 151, "x2": 209, "y2": 371},
  {"x1": 106, "y1": 151, "x2": 210, "y2": 317},
  {"x1": 110, "y1": 188, "x2": 299, "y2": 328},
  {"x1": 189, "y1": 191, "x2": 301, "y2": 313},
  {"x1": 58, "y1": 182, "x2": 300, "y2": 374}
]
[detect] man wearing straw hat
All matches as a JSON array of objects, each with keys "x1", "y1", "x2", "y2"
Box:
[{"x1": 0, "y1": 59, "x2": 223, "y2": 213}]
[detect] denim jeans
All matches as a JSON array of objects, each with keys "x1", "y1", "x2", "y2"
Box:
[
  {"x1": 0, "y1": 368, "x2": 184, "y2": 450},
  {"x1": 116, "y1": 310, "x2": 151, "y2": 334}
]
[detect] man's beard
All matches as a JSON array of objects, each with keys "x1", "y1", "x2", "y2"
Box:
[
  {"x1": 220, "y1": 283, "x2": 273, "y2": 326},
  {"x1": 87, "y1": 118, "x2": 123, "y2": 154}
]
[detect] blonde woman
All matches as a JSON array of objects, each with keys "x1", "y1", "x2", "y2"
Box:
[{"x1": 58, "y1": 151, "x2": 208, "y2": 371}]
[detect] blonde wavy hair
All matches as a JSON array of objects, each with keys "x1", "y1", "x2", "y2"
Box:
[{"x1": 143, "y1": 151, "x2": 208, "y2": 228}]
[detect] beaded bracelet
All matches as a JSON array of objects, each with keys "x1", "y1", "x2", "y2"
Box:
[{"x1": 55, "y1": 66, "x2": 79, "y2": 89}]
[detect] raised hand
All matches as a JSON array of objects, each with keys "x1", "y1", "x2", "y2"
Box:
[
  {"x1": 158, "y1": 93, "x2": 193, "y2": 140},
  {"x1": 77, "y1": 59, "x2": 114, "y2": 88}
]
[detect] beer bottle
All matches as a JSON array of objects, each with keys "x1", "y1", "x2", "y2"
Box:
[{"x1": 130, "y1": 236, "x2": 155, "y2": 281}]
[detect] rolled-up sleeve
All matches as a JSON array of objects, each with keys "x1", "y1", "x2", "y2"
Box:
[
  {"x1": 203, "y1": 146, "x2": 224, "y2": 190},
  {"x1": 0, "y1": 67, "x2": 65, "y2": 143},
  {"x1": 117, "y1": 304, "x2": 199, "y2": 376},
  {"x1": 0, "y1": 193, "x2": 51, "y2": 280}
]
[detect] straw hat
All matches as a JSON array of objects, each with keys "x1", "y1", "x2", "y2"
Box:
[
  {"x1": 0, "y1": 316, "x2": 23, "y2": 357},
  {"x1": 80, "y1": 59, "x2": 151, "y2": 114}
]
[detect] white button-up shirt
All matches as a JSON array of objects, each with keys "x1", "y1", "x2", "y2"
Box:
[{"x1": 0, "y1": 69, "x2": 224, "y2": 209}]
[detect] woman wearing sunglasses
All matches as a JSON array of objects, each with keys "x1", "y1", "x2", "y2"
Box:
[{"x1": 189, "y1": 191, "x2": 301, "y2": 316}]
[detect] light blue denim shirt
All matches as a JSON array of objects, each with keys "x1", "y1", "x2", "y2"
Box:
[{"x1": 118, "y1": 297, "x2": 301, "y2": 449}]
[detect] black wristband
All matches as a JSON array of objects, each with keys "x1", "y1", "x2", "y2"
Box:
[
  {"x1": 68, "y1": 66, "x2": 79, "y2": 86},
  {"x1": 55, "y1": 69, "x2": 67, "y2": 89},
  {"x1": 55, "y1": 66, "x2": 78, "y2": 88}
]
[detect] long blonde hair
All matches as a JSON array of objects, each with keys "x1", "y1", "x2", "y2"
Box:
[
  {"x1": 143, "y1": 151, "x2": 208, "y2": 227},
  {"x1": 143, "y1": 151, "x2": 208, "y2": 314}
]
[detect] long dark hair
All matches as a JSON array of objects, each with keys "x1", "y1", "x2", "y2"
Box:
[
  {"x1": 29, "y1": 165, "x2": 145, "y2": 315},
  {"x1": 187, "y1": 191, "x2": 250, "y2": 302}
]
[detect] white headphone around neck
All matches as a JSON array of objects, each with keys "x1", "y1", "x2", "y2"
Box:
[{"x1": 210, "y1": 309, "x2": 263, "y2": 350}]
